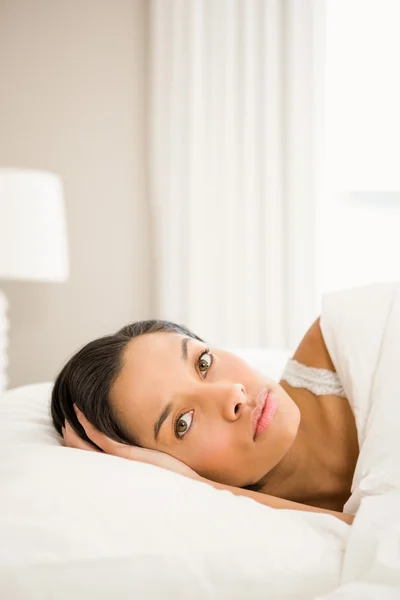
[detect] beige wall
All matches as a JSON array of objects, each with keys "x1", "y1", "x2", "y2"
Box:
[{"x1": 0, "y1": 0, "x2": 152, "y2": 388}]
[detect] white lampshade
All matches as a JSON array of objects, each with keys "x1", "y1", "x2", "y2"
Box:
[{"x1": 0, "y1": 168, "x2": 69, "y2": 281}]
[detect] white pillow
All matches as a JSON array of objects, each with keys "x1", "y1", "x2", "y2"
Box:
[{"x1": 0, "y1": 350, "x2": 348, "y2": 600}]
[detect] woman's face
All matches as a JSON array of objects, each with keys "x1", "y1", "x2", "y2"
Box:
[{"x1": 110, "y1": 332, "x2": 300, "y2": 488}]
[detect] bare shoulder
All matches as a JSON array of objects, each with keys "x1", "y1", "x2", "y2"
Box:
[{"x1": 292, "y1": 318, "x2": 336, "y2": 372}]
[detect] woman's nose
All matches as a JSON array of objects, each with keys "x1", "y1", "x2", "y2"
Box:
[{"x1": 213, "y1": 383, "x2": 247, "y2": 421}]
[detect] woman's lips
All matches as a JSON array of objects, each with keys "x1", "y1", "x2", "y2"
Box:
[{"x1": 252, "y1": 389, "x2": 277, "y2": 440}]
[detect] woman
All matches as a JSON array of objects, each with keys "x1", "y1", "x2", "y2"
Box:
[{"x1": 51, "y1": 318, "x2": 359, "y2": 525}]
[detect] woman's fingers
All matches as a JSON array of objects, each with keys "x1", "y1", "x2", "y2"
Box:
[
  {"x1": 62, "y1": 421, "x2": 100, "y2": 452},
  {"x1": 71, "y1": 405, "x2": 199, "y2": 479},
  {"x1": 73, "y1": 405, "x2": 133, "y2": 459},
  {"x1": 73, "y1": 406, "x2": 167, "y2": 465}
]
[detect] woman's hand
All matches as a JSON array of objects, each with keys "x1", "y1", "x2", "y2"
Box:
[{"x1": 62, "y1": 406, "x2": 201, "y2": 481}]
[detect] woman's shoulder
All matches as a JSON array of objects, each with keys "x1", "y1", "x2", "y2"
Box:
[{"x1": 292, "y1": 318, "x2": 336, "y2": 372}]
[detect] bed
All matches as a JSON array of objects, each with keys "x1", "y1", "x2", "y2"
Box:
[{"x1": 1, "y1": 321, "x2": 400, "y2": 599}]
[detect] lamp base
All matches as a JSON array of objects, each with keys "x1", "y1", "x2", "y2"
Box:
[{"x1": 0, "y1": 289, "x2": 9, "y2": 395}]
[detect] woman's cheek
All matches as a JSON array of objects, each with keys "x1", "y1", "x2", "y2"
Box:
[{"x1": 191, "y1": 431, "x2": 235, "y2": 474}]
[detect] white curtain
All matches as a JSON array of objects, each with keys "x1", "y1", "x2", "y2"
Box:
[{"x1": 149, "y1": 0, "x2": 321, "y2": 350}]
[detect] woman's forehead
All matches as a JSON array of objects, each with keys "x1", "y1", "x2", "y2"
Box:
[
  {"x1": 127, "y1": 330, "x2": 196, "y2": 359},
  {"x1": 111, "y1": 332, "x2": 200, "y2": 405}
]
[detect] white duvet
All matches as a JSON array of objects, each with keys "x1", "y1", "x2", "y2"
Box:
[{"x1": 318, "y1": 282, "x2": 400, "y2": 598}]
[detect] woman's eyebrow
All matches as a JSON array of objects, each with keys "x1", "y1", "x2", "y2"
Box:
[
  {"x1": 154, "y1": 402, "x2": 173, "y2": 441},
  {"x1": 153, "y1": 337, "x2": 193, "y2": 442},
  {"x1": 181, "y1": 336, "x2": 192, "y2": 361}
]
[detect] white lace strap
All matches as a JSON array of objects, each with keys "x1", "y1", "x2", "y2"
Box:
[{"x1": 281, "y1": 358, "x2": 345, "y2": 397}]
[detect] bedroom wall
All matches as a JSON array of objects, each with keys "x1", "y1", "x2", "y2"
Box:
[{"x1": 0, "y1": 0, "x2": 152, "y2": 388}]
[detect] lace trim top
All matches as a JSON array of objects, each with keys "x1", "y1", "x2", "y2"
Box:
[{"x1": 281, "y1": 358, "x2": 345, "y2": 397}]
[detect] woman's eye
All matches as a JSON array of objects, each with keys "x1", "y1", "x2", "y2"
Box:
[
  {"x1": 175, "y1": 410, "x2": 194, "y2": 439},
  {"x1": 197, "y1": 350, "x2": 213, "y2": 377}
]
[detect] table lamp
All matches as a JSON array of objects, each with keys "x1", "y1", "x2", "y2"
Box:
[{"x1": 0, "y1": 168, "x2": 69, "y2": 394}]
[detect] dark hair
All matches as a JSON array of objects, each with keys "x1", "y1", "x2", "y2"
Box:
[{"x1": 51, "y1": 320, "x2": 203, "y2": 449}]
